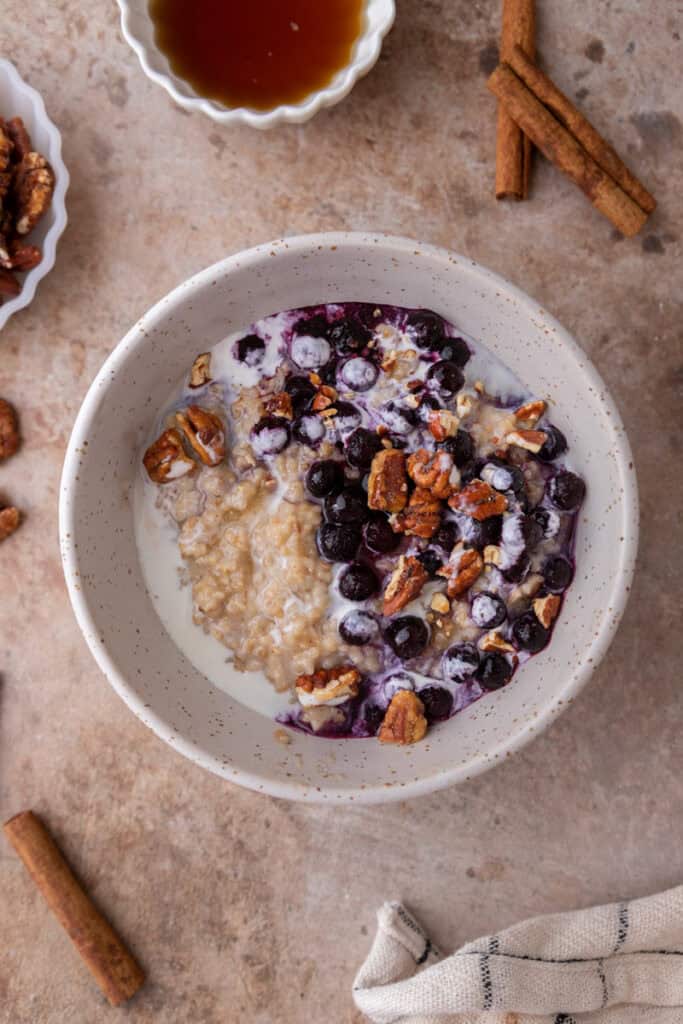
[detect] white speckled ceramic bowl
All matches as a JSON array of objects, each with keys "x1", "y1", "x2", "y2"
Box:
[
  {"x1": 117, "y1": 0, "x2": 395, "y2": 129},
  {"x1": 59, "y1": 234, "x2": 638, "y2": 803},
  {"x1": 0, "y1": 59, "x2": 69, "y2": 331}
]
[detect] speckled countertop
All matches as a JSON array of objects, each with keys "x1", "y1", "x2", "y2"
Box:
[{"x1": 1, "y1": 2, "x2": 681, "y2": 1021}]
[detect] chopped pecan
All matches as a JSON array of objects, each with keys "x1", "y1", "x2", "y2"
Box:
[
  {"x1": 6, "y1": 117, "x2": 32, "y2": 162},
  {"x1": 505, "y1": 429, "x2": 547, "y2": 454},
  {"x1": 381, "y1": 348, "x2": 418, "y2": 379},
  {"x1": 311, "y1": 384, "x2": 337, "y2": 412},
  {"x1": 383, "y1": 555, "x2": 428, "y2": 616},
  {"x1": 479, "y1": 630, "x2": 515, "y2": 654},
  {"x1": 378, "y1": 690, "x2": 428, "y2": 745},
  {"x1": 0, "y1": 505, "x2": 20, "y2": 542},
  {"x1": 449, "y1": 479, "x2": 507, "y2": 520},
  {"x1": 0, "y1": 398, "x2": 20, "y2": 460},
  {"x1": 368, "y1": 449, "x2": 408, "y2": 513},
  {"x1": 407, "y1": 448, "x2": 455, "y2": 499},
  {"x1": 14, "y1": 152, "x2": 55, "y2": 235},
  {"x1": 514, "y1": 399, "x2": 546, "y2": 428},
  {"x1": 427, "y1": 408, "x2": 460, "y2": 441},
  {"x1": 483, "y1": 545, "x2": 502, "y2": 566},
  {"x1": 0, "y1": 267, "x2": 20, "y2": 297},
  {"x1": 143, "y1": 428, "x2": 196, "y2": 483},
  {"x1": 456, "y1": 392, "x2": 478, "y2": 419},
  {"x1": 189, "y1": 352, "x2": 212, "y2": 389},
  {"x1": 265, "y1": 391, "x2": 293, "y2": 419},
  {"x1": 176, "y1": 405, "x2": 225, "y2": 466},
  {"x1": 438, "y1": 546, "x2": 484, "y2": 598},
  {"x1": 391, "y1": 487, "x2": 441, "y2": 539},
  {"x1": 295, "y1": 665, "x2": 361, "y2": 706},
  {"x1": 431, "y1": 592, "x2": 450, "y2": 614},
  {"x1": 533, "y1": 594, "x2": 561, "y2": 629}
]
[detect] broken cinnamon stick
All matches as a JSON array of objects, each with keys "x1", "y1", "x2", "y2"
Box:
[
  {"x1": 495, "y1": 0, "x2": 535, "y2": 200},
  {"x1": 508, "y1": 44, "x2": 656, "y2": 214},
  {"x1": 3, "y1": 810, "x2": 145, "y2": 1006},
  {"x1": 487, "y1": 64, "x2": 649, "y2": 236}
]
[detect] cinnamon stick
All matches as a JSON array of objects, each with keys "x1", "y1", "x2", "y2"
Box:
[
  {"x1": 508, "y1": 44, "x2": 656, "y2": 214},
  {"x1": 495, "y1": 0, "x2": 535, "y2": 200},
  {"x1": 487, "y1": 64, "x2": 649, "y2": 236},
  {"x1": 3, "y1": 811, "x2": 145, "y2": 1006}
]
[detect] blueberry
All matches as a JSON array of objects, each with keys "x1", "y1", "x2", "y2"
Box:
[
  {"x1": 416, "y1": 548, "x2": 442, "y2": 577},
  {"x1": 328, "y1": 317, "x2": 371, "y2": 353},
  {"x1": 547, "y1": 471, "x2": 585, "y2": 511},
  {"x1": 379, "y1": 401, "x2": 418, "y2": 436},
  {"x1": 437, "y1": 336, "x2": 470, "y2": 367},
  {"x1": 419, "y1": 686, "x2": 453, "y2": 722},
  {"x1": 345, "y1": 428, "x2": 383, "y2": 469},
  {"x1": 363, "y1": 517, "x2": 400, "y2": 554},
  {"x1": 316, "y1": 523, "x2": 361, "y2": 563},
  {"x1": 235, "y1": 333, "x2": 265, "y2": 366},
  {"x1": 531, "y1": 506, "x2": 561, "y2": 540},
  {"x1": 521, "y1": 513, "x2": 544, "y2": 549},
  {"x1": 250, "y1": 416, "x2": 290, "y2": 457},
  {"x1": 537, "y1": 425, "x2": 568, "y2": 462},
  {"x1": 363, "y1": 703, "x2": 386, "y2": 735},
  {"x1": 459, "y1": 514, "x2": 502, "y2": 550},
  {"x1": 339, "y1": 609, "x2": 380, "y2": 645},
  {"x1": 331, "y1": 401, "x2": 362, "y2": 436},
  {"x1": 475, "y1": 652, "x2": 513, "y2": 690},
  {"x1": 324, "y1": 486, "x2": 370, "y2": 524},
  {"x1": 306, "y1": 459, "x2": 344, "y2": 498},
  {"x1": 419, "y1": 394, "x2": 441, "y2": 419},
  {"x1": 482, "y1": 461, "x2": 525, "y2": 493},
  {"x1": 291, "y1": 334, "x2": 332, "y2": 370},
  {"x1": 543, "y1": 555, "x2": 573, "y2": 593},
  {"x1": 339, "y1": 357, "x2": 379, "y2": 392},
  {"x1": 470, "y1": 591, "x2": 507, "y2": 629},
  {"x1": 511, "y1": 611, "x2": 549, "y2": 652},
  {"x1": 433, "y1": 521, "x2": 459, "y2": 553},
  {"x1": 502, "y1": 553, "x2": 530, "y2": 583},
  {"x1": 442, "y1": 642, "x2": 479, "y2": 683},
  {"x1": 293, "y1": 313, "x2": 328, "y2": 337},
  {"x1": 291, "y1": 415, "x2": 324, "y2": 447},
  {"x1": 440, "y1": 429, "x2": 474, "y2": 468},
  {"x1": 426, "y1": 360, "x2": 465, "y2": 397},
  {"x1": 339, "y1": 563, "x2": 379, "y2": 601},
  {"x1": 284, "y1": 374, "x2": 316, "y2": 414},
  {"x1": 384, "y1": 616, "x2": 430, "y2": 660},
  {"x1": 405, "y1": 309, "x2": 446, "y2": 349}
]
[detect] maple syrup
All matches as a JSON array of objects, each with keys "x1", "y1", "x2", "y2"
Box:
[{"x1": 149, "y1": 0, "x2": 365, "y2": 112}]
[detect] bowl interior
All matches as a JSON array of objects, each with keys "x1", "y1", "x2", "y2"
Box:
[{"x1": 60, "y1": 235, "x2": 637, "y2": 802}]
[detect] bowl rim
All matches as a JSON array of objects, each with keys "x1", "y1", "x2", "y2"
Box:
[
  {"x1": 59, "y1": 232, "x2": 639, "y2": 803},
  {"x1": 116, "y1": 0, "x2": 396, "y2": 128},
  {"x1": 0, "y1": 58, "x2": 69, "y2": 331}
]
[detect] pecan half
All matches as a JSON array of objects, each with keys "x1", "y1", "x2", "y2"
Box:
[
  {"x1": 14, "y1": 152, "x2": 55, "y2": 235},
  {"x1": 0, "y1": 505, "x2": 20, "y2": 542},
  {"x1": 407, "y1": 448, "x2": 455, "y2": 499},
  {"x1": 514, "y1": 400, "x2": 546, "y2": 428},
  {"x1": 368, "y1": 448, "x2": 408, "y2": 513},
  {"x1": 0, "y1": 122, "x2": 11, "y2": 194},
  {"x1": 0, "y1": 267, "x2": 20, "y2": 297},
  {"x1": 295, "y1": 665, "x2": 361, "y2": 706},
  {"x1": 189, "y1": 352, "x2": 212, "y2": 389},
  {"x1": 479, "y1": 630, "x2": 515, "y2": 654},
  {"x1": 6, "y1": 117, "x2": 32, "y2": 162},
  {"x1": 438, "y1": 546, "x2": 484, "y2": 598},
  {"x1": 143, "y1": 428, "x2": 196, "y2": 484},
  {"x1": 533, "y1": 594, "x2": 561, "y2": 629},
  {"x1": 0, "y1": 398, "x2": 20, "y2": 460},
  {"x1": 378, "y1": 690, "x2": 428, "y2": 745},
  {"x1": 6, "y1": 239, "x2": 41, "y2": 271},
  {"x1": 449, "y1": 479, "x2": 507, "y2": 520},
  {"x1": 383, "y1": 555, "x2": 429, "y2": 616},
  {"x1": 505, "y1": 429, "x2": 547, "y2": 454},
  {"x1": 264, "y1": 391, "x2": 293, "y2": 420},
  {"x1": 391, "y1": 487, "x2": 441, "y2": 539},
  {"x1": 427, "y1": 409, "x2": 459, "y2": 441},
  {"x1": 175, "y1": 405, "x2": 225, "y2": 466}
]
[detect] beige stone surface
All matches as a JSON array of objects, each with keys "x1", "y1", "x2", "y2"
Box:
[{"x1": 1, "y1": 1, "x2": 681, "y2": 1021}]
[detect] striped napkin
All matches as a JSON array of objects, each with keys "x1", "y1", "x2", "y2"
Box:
[{"x1": 353, "y1": 887, "x2": 683, "y2": 1023}]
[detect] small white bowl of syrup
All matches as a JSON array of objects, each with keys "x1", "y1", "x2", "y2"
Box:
[{"x1": 117, "y1": 0, "x2": 395, "y2": 128}]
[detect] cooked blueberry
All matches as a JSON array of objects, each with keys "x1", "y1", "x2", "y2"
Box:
[
  {"x1": 319, "y1": 358, "x2": 339, "y2": 385},
  {"x1": 339, "y1": 357, "x2": 379, "y2": 392},
  {"x1": 339, "y1": 609, "x2": 380, "y2": 645},
  {"x1": 284, "y1": 374, "x2": 316, "y2": 413},
  {"x1": 442, "y1": 642, "x2": 479, "y2": 683},
  {"x1": 417, "y1": 548, "x2": 442, "y2": 577},
  {"x1": 306, "y1": 459, "x2": 344, "y2": 498},
  {"x1": 324, "y1": 486, "x2": 370, "y2": 524},
  {"x1": 316, "y1": 523, "x2": 361, "y2": 562},
  {"x1": 235, "y1": 333, "x2": 265, "y2": 366},
  {"x1": 475, "y1": 652, "x2": 513, "y2": 690},
  {"x1": 293, "y1": 313, "x2": 328, "y2": 337},
  {"x1": 345, "y1": 427, "x2": 383, "y2": 468},
  {"x1": 531, "y1": 506, "x2": 561, "y2": 540},
  {"x1": 363, "y1": 703, "x2": 386, "y2": 735},
  {"x1": 426, "y1": 360, "x2": 464, "y2": 397},
  {"x1": 537, "y1": 424, "x2": 568, "y2": 462},
  {"x1": 471, "y1": 591, "x2": 507, "y2": 629},
  {"x1": 419, "y1": 394, "x2": 441, "y2": 419},
  {"x1": 292, "y1": 414, "x2": 325, "y2": 447},
  {"x1": 459, "y1": 514, "x2": 502, "y2": 550},
  {"x1": 460, "y1": 463, "x2": 479, "y2": 486},
  {"x1": 327, "y1": 317, "x2": 371, "y2": 353},
  {"x1": 482, "y1": 461, "x2": 524, "y2": 493},
  {"x1": 502, "y1": 553, "x2": 530, "y2": 583},
  {"x1": 379, "y1": 401, "x2": 418, "y2": 435},
  {"x1": 437, "y1": 336, "x2": 470, "y2": 367},
  {"x1": 405, "y1": 309, "x2": 446, "y2": 349},
  {"x1": 339, "y1": 563, "x2": 379, "y2": 601},
  {"x1": 384, "y1": 616, "x2": 429, "y2": 660},
  {"x1": 440, "y1": 429, "x2": 474, "y2": 467},
  {"x1": 250, "y1": 416, "x2": 290, "y2": 456},
  {"x1": 363, "y1": 517, "x2": 400, "y2": 554},
  {"x1": 547, "y1": 470, "x2": 585, "y2": 511},
  {"x1": 332, "y1": 401, "x2": 363, "y2": 436},
  {"x1": 512, "y1": 611, "x2": 549, "y2": 652},
  {"x1": 419, "y1": 686, "x2": 453, "y2": 722},
  {"x1": 521, "y1": 513, "x2": 544, "y2": 549},
  {"x1": 433, "y1": 521, "x2": 459, "y2": 552},
  {"x1": 543, "y1": 555, "x2": 574, "y2": 593},
  {"x1": 290, "y1": 333, "x2": 332, "y2": 370}
]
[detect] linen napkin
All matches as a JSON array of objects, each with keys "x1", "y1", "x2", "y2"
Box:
[{"x1": 353, "y1": 886, "x2": 683, "y2": 1023}]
